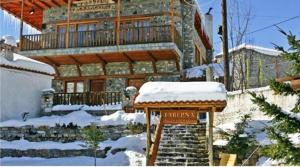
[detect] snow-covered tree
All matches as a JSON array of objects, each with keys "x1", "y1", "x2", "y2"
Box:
[
  {"x1": 83, "y1": 123, "x2": 104, "y2": 166},
  {"x1": 249, "y1": 30, "x2": 300, "y2": 165}
]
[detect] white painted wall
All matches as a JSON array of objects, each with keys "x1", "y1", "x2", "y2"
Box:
[
  {"x1": 0, "y1": 68, "x2": 53, "y2": 121},
  {"x1": 215, "y1": 86, "x2": 298, "y2": 125}
]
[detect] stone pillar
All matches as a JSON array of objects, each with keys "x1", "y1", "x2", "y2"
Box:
[
  {"x1": 41, "y1": 89, "x2": 55, "y2": 113},
  {"x1": 122, "y1": 86, "x2": 138, "y2": 112}
]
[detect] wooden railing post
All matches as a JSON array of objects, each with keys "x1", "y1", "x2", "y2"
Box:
[
  {"x1": 145, "y1": 107, "x2": 151, "y2": 166},
  {"x1": 208, "y1": 107, "x2": 215, "y2": 166}
]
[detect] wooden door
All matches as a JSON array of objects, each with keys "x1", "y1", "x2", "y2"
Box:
[
  {"x1": 90, "y1": 80, "x2": 105, "y2": 92},
  {"x1": 128, "y1": 78, "x2": 144, "y2": 90}
]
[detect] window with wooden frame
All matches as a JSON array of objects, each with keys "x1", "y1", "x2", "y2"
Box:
[
  {"x1": 57, "y1": 22, "x2": 98, "y2": 47},
  {"x1": 65, "y1": 81, "x2": 84, "y2": 93},
  {"x1": 118, "y1": 18, "x2": 151, "y2": 44}
]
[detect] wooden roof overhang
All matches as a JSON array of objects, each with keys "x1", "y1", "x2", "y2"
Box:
[
  {"x1": 194, "y1": 10, "x2": 212, "y2": 50},
  {"x1": 30, "y1": 49, "x2": 180, "y2": 66},
  {"x1": 134, "y1": 100, "x2": 227, "y2": 112},
  {"x1": 0, "y1": 0, "x2": 119, "y2": 30}
]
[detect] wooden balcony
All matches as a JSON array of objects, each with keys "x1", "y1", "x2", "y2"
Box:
[
  {"x1": 53, "y1": 91, "x2": 122, "y2": 106},
  {"x1": 21, "y1": 25, "x2": 183, "y2": 51}
]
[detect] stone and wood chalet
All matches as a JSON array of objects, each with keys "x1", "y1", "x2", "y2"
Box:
[{"x1": 1, "y1": 0, "x2": 213, "y2": 106}]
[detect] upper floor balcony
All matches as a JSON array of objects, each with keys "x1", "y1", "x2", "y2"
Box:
[{"x1": 20, "y1": 25, "x2": 183, "y2": 52}]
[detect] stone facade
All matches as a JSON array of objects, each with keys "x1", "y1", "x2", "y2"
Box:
[
  {"x1": 216, "y1": 48, "x2": 292, "y2": 90},
  {"x1": 18, "y1": 0, "x2": 211, "y2": 93}
]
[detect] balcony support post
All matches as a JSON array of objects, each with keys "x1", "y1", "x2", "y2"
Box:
[
  {"x1": 170, "y1": 0, "x2": 175, "y2": 42},
  {"x1": 19, "y1": 0, "x2": 24, "y2": 50},
  {"x1": 116, "y1": 0, "x2": 121, "y2": 46},
  {"x1": 66, "y1": 0, "x2": 72, "y2": 48}
]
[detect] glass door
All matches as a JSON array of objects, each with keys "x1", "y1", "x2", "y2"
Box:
[
  {"x1": 57, "y1": 26, "x2": 66, "y2": 48},
  {"x1": 78, "y1": 24, "x2": 88, "y2": 47}
]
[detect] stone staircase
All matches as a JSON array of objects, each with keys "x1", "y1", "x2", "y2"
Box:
[{"x1": 155, "y1": 124, "x2": 208, "y2": 166}]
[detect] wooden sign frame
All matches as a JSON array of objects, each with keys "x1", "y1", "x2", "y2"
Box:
[{"x1": 71, "y1": 0, "x2": 116, "y2": 13}]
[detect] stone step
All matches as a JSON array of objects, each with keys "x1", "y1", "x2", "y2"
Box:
[
  {"x1": 155, "y1": 162, "x2": 209, "y2": 166},
  {"x1": 156, "y1": 157, "x2": 208, "y2": 163},
  {"x1": 158, "y1": 142, "x2": 206, "y2": 148},
  {"x1": 156, "y1": 152, "x2": 208, "y2": 158},
  {"x1": 161, "y1": 136, "x2": 206, "y2": 141},
  {"x1": 159, "y1": 140, "x2": 206, "y2": 145},
  {"x1": 158, "y1": 147, "x2": 208, "y2": 152}
]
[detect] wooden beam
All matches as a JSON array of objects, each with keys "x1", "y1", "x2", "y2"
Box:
[
  {"x1": 44, "y1": 56, "x2": 60, "y2": 67},
  {"x1": 145, "y1": 107, "x2": 151, "y2": 166},
  {"x1": 34, "y1": 0, "x2": 51, "y2": 9},
  {"x1": 53, "y1": 0, "x2": 67, "y2": 5},
  {"x1": 69, "y1": 55, "x2": 82, "y2": 66},
  {"x1": 23, "y1": 0, "x2": 42, "y2": 10},
  {"x1": 123, "y1": 53, "x2": 134, "y2": 74},
  {"x1": 19, "y1": 0, "x2": 24, "y2": 50},
  {"x1": 122, "y1": 52, "x2": 133, "y2": 63},
  {"x1": 95, "y1": 54, "x2": 107, "y2": 64},
  {"x1": 208, "y1": 107, "x2": 215, "y2": 166},
  {"x1": 65, "y1": 0, "x2": 71, "y2": 48},
  {"x1": 147, "y1": 51, "x2": 157, "y2": 74},
  {"x1": 170, "y1": 0, "x2": 175, "y2": 42},
  {"x1": 95, "y1": 54, "x2": 107, "y2": 75},
  {"x1": 175, "y1": 59, "x2": 180, "y2": 71},
  {"x1": 116, "y1": 0, "x2": 120, "y2": 46}
]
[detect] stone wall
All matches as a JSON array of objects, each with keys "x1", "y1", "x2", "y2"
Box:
[
  {"x1": 0, "y1": 124, "x2": 147, "y2": 142},
  {"x1": 1, "y1": 148, "x2": 111, "y2": 158},
  {"x1": 215, "y1": 86, "x2": 298, "y2": 126},
  {"x1": 219, "y1": 49, "x2": 293, "y2": 90}
]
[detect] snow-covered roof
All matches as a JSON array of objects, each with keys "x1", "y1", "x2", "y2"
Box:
[
  {"x1": 0, "y1": 53, "x2": 55, "y2": 75},
  {"x1": 1, "y1": 35, "x2": 17, "y2": 46},
  {"x1": 216, "y1": 43, "x2": 281, "y2": 57},
  {"x1": 134, "y1": 82, "x2": 227, "y2": 104}
]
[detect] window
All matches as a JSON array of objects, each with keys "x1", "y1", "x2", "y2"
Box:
[
  {"x1": 119, "y1": 19, "x2": 150, "y2": 44},
  {"x1": 66, "y1": 81, "x2": 84, "y2": 93},
  {"x1": 57, "y1": 22, "x2": 98, "y2": 47}
]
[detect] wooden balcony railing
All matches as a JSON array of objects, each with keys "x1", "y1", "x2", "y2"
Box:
[
  {"x1": 53, "y1": 91, "x2": 122, "y2": 106},
  {"x1": 21, "y1": 25, "x2": 183, "y2": 51}
]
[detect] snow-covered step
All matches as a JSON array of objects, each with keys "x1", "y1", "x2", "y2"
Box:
[{"x1": 154, "y1": 124, "x2": 208, "y2": 166}]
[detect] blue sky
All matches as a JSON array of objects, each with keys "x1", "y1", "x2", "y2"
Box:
[
  {"x1": 1, "y1": 0, "x2": 300, "y2": 54},
  {"x1": 197, "y1": 0, "x2": 300, "y2": 53}
]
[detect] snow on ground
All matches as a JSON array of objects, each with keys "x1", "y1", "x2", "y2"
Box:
[
  {"x1": 214, "y1": 118, "x2": 300, "y2": 146},
  {"x1": 135, "y1": 81, "x2": 227, "y2": 103},
  {"x1": 0, "y1": 133, "x2": 146, "y2": 151},
  {"x1": 0, "y1": 110, "x2": 158, "y2": 127},
  {"x1": 0, "y1": 133, "x2": 146, "y2": 166},
  {"x1": 256, "y1": 156, "x2": 281, "y2": 166},
  {"x1": 0, "y1": 152, "x2": 145, "y2": 166},
  {"x1": 52, "y1": 103, "x2": 122, "y2": 111}
]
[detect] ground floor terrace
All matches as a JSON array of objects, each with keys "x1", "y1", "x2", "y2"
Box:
[{"x1": 20, "y1": 44, "x2": 183, "y2": 94}]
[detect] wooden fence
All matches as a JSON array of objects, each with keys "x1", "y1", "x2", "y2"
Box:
[{"x1": 53, "y1": 91, "x2": 122, "y2": 106}]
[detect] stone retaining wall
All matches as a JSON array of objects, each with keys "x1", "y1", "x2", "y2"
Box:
[
  {"x1": 0, "y1": 147, "x2": 112, "y2": 158},
  {"x1": 0, "y1": 124, "x2": 148, "y2": 142}
]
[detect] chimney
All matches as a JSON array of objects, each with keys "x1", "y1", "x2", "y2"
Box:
[{"x1": 205, "y1": 13, "x2": 213, "y2": 45}]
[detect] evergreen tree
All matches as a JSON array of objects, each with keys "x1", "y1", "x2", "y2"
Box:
[
  {"x1": 82, "y1": 123, "x2": 104, "y2": 166},
  {"x1": 219, "y1": 114, "x2": 257, "y2": 161},
  {"x1": 249, "y1": 30, "x2": 300, "y2": 165}
]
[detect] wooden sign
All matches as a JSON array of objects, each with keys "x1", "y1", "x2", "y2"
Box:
[
  {"x1": 71, "y1": 0, "x2": 116, "y2": 13},
  {"x1": 162, "y1": 110, "x2": 198, "y2": 124}
]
